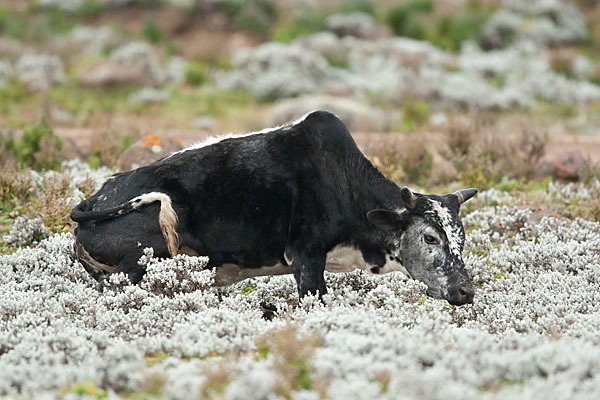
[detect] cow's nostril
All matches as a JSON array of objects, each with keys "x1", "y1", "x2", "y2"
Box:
[
  {"x1": 447, "y1": 285, "x2": 475, "y2": 306},
  {"x1": 458, "y1": 285, "x2": 475, "y2": 302}
]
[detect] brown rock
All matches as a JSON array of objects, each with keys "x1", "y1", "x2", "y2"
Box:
[
  {"x1": 116, "y1": 136, "x2": 184, "y2": 172},
  {"x1": 552, "y1": 150, "x2": 585, "y2": 180},
  {"x1": 78, "y1": 61, "x2": 157, "y2": 88}
]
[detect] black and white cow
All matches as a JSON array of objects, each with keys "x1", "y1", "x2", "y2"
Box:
[{"x1": 71, "y1": 111, "x2": 477, "y2": 305}]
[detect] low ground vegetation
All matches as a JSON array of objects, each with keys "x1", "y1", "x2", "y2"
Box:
[{"x1": 1, "y1": 164, "x2": 600, "y2": 398}]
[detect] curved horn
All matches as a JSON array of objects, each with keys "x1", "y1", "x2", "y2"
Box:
[
  {"x1": 453, "y1": 188, "x2": 478, "y2": 206},
  {"x1": 401, "y1": 186, "x2": 417, "y2": 209}
]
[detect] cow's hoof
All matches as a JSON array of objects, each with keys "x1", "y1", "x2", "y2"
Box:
[{"x1": 260, "y1": 302, "x2": 278, "y2": 321}]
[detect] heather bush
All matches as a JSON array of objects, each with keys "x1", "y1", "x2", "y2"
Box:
[
  {"x1": 442, "y1": 115, "x2": 547, "y2": 189},
  {"x1": 15, "y1": 54, "x2": 67, "y2": 92},
  {"x1": 2, "y1": 216, "x2": 48, "y2": 247},
  {"x1": 2, "y1": 180, "x2": 600, "y2": 398}
]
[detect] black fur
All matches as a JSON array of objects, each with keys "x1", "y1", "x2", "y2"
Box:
[{"x1": 72, "y1": 111, "x2": 404, "y2": 297}]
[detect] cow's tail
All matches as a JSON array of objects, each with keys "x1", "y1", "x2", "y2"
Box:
[{"x1": 71, "y1": 192, "x2": 179, "y2": 257}]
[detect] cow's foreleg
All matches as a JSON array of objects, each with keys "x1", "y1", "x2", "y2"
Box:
[{"x1": 287, "y1": 252, "x2": 327, "y2": 300}]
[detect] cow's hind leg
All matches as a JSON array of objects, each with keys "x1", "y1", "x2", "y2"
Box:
[
  {"x1": 97, "y1": 251, "x2": 146, "y2": 292},
  {"x1": 80, "y1": 257, "x2": 110, "y2": 283}
]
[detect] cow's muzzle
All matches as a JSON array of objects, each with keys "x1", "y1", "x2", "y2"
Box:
[{"x1": 446, "y1": 284, "x2": 475, "y2": 306}]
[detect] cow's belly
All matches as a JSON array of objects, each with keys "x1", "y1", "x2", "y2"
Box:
[
  {"x1": 211, "y1": 245, "x2": 382, "y2": 286},
  {"x1": 213, "y1": 263, "x2": 293, "y2": 286}
]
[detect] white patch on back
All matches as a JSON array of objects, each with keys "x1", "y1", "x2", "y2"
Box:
[
  {"x1": 427, "y1": 199, "x2": 462, "y2": 257},
  {"x1": 167, "y1": 111, "x2": 317, "y2": 159}
]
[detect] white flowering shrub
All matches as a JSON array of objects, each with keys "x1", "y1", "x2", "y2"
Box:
[
  {"x1": 127, "y1": 87, "x2": 170, "y2": 106},
  {"x1": 15, "y1": 54, "x2": 67, "y2": 92},
  {"x1": 68, "y1": 26, "x2": 121, "y2": 57},
  {"x1": 483, "y1": 0, "x2": 587, "y2": 48},
  {"x1": 138, "y1": 248, "x2": 212, "y2": 296},
  {"x1": 164, "y1": 56, "x2": 187, "y2": 85},
  {"x1": 60, "y1": 159, "x2": 113, "y2": 193},
  {"x1": 218, "y1": 16, "x2": 599, "y2": 109},
  {"x1": 110, "y1": 42, "x2": 165, "y2": 85},
  {"x1": 3, "y1": 217, "x2": 48, "y2": 247},
  {"x1": 37, "y1": 0, "x2": 84, "y2": 12},
  {"x1": 216, "y1": 42, "x2": 334, "y2": 100},
  {"x1": 2, "y1": 180, "x2": 600, "y2": 398}
]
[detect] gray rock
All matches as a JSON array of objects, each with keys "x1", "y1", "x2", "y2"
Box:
[
  {"x1": 110, "y1": 42, "x2": 165, "y2": 85},
  {"x1": 0, "y1": 37, "x2": 24, "y2": 62},
  {"x1": 326, "y1": 12, "x2": 377, "y2": 39},
  {"x1": 78, "y1": 60, "x2": 156, "y2": 88},
  {"x1": 553, "y1": 150, "x2": 585, "y2": 180}
]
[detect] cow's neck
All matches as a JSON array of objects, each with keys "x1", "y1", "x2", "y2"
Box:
[{"x1": 353, "y1": 157, "x2": 403, "y2": 213}]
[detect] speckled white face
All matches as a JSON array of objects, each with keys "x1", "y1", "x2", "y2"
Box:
[
  {"x1": 426, "y1": 199, "x2": 463, "y2": 258},
  {"x1": 399, "y1": 218, "x2": 452, "y2": 298},
  {"x1": 397, "y1": 198, "x2": 472, "y2": 301}
]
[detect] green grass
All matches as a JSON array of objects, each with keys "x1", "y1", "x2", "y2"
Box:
[
  {"x1": 184, "y1": 63, "x2": 207, "y2": 86},
  {"x1": 140, "y1": 17, "x2": 166, "y2": 44},
  {"x1": 271, "y1": 9, "x2": 326, "y2": 43},
  {"x1": 385, "y1": 0, "x2": 494, "y2": 51},
  {"x1": 241, "y1": 282, "x2": 258, "y2": 295},
  {"x1": 402, "y1": 100, "x2": 430, "y2": 127},
  {"x1": 49, "y1": 84, "x2": 134, "y2": 115},
  {"x1": 75, "y1": 1, "x2": 107, "y2": 18},
  {"x1": 61, "y1": 382, "x2": 108, "y2": 399},
  {"x1": 0, "y1": 82, "x2": 28, "y2": 116},
  {"x1": 385, "y1": 0, "x2": 434, "y2": 39},
  {"x1": 164, "y1": 86, "x2": 256, "y2": 120},
  {"x1": 223, "y1": 0, "x2": 279, "y2": 34},
  {"x1": 1, "y1": 5, "x2": 76, "y2": 41},
  {"x1": 144, "y1": 352, "x2": 170, "y2": 367}
]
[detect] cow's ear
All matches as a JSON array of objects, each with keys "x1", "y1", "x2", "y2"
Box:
[{"x1": 367, "y1": 209, "x2": 404, "y2": 232}]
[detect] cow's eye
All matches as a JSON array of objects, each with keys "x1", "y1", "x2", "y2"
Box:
[{"x1": 424, "y1": 234, "x2": 438, "y2": 245}]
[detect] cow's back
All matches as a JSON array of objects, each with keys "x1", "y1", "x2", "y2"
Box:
[{"x1": 74, "y1": 110, "x2": 366, "y2": 270}]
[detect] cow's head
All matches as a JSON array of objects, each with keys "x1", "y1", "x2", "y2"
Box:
[{"x1": 367, "y1": 186, "x2": 477, "y2": 306}]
